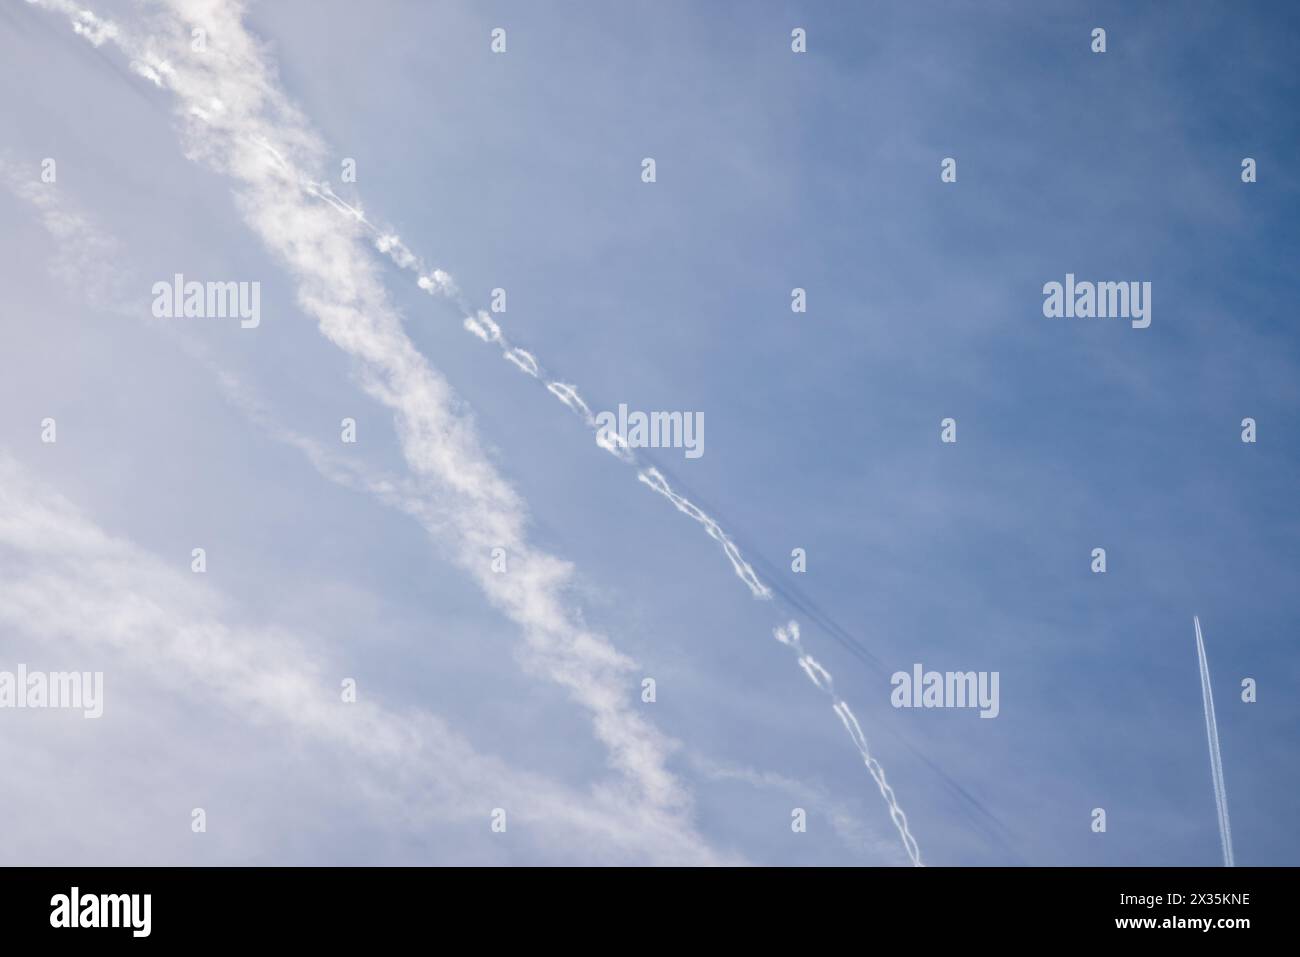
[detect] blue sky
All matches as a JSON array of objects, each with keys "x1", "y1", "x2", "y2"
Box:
[{"x1": 1, "y1": 0, "x2": 1296, "y2": 866}]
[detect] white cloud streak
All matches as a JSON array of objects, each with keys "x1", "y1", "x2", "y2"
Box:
[
  {"x1": 689, "y1": 754, "x2": 906, "y2": 863},
  {"x1": 0, "y1": 152, "x2": 124, "y2": 304},
  {"x1": 0, "y1": 452, "x2": 735, "y2": 865}
]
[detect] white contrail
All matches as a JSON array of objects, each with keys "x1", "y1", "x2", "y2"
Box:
[
  {"x1": 318, "y1": 185, "x2": 780, "y2": 600},
  {"x1": 240, "y1": 120, "x2": 783, "y2": 603},
  {"x1": 1194, "y1": 616, "x2": 1234, "y2": 867},
  {"x1": 775, "y1": 621, "x2": 923, "y2": 865},
  {"x1": 241, "y1": 138, "x2": 778, "y2": 600}
]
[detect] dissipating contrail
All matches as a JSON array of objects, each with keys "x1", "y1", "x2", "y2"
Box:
[{"x1": 775, "y1": 620, "x2": 923, "y2": 865}]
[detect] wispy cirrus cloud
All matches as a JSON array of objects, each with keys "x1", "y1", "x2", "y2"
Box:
[{"x1": 0, "y1": 450, "x2": 737, "y2": 864}]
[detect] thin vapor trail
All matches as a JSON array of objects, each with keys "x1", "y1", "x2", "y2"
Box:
[
  {"x1": 1194, "y1": 616, "x2": 1234, "y2": 867},
  {"x1": 230, "y1": 143, "x2": 777, "y2": 601},
  {"x1": 774, "y1": 620, "x2": 923, "y2": 866},
  {"x1": 638, "y1": 455, "x2": 1017, "y2": 849}
]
